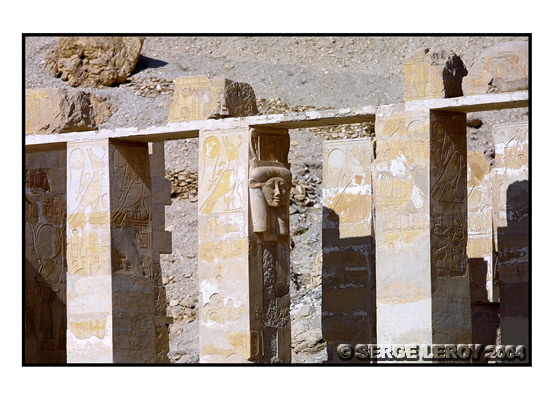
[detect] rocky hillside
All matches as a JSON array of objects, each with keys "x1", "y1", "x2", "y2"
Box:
[{"x1": 25, "y1": 36, "x2": 528, "y2": 363}]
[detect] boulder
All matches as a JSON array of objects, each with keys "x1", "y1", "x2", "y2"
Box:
[
  {"x1": 463, "y1": 41, "x2": 528, "y2": 95},
  {"x1": 25, "y1": 89, "x2": 117, "y2": 134},
  {"x1": 45, "y1": 36, "x2": 144, "y2": 88},
  {"x1": 25, "y1": 88, "x2": 96, "y2": 134}
]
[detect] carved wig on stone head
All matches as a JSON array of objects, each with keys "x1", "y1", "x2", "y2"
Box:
[{"x1": 249, "y1": 166, "x2": 292, "y2": 236}]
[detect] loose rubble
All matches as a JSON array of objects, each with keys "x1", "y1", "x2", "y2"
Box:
[
  {"x1": 123, "y1": 75, "x2": 174, "y2": 98},
  {"x1": 166, "y1": 170, "x2": 198, "y2": 201}
]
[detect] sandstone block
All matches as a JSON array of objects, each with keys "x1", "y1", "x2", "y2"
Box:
[
  {"x1": 463, "y1": 41, "x2": 528, "y2": 95},
  {"x1": 322, "y1": 139, "x2": 375, "y2": 359},
  {"x1": 89, "y1": 94, "x2": 118, "y2": 125},
  {"x1": 26, "y1": 88, "x2": 96, "y2": 134},
  {"x1": 374, "y1": 109, "x2": 472, "y2": 352},
  {"x1": 403, "y1": 48, "x2": 467, "y2": 101},
  {"x1": 168, "y1": 76, "x2": 258, "y2": 122},
  {"x1": 491, "y1": 122, "x2": 528, "y2": 354},
  {"x1": 45, "y1": 36, "x2": 144, "y2": 88},
  {"x1": 66, "y1": 140, "x2": 166, "y2": 363},
  {"x1": 467, "y1": 150, "x2": 496, "y2": 303}
]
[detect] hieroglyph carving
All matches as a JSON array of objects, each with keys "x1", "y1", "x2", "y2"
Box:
[
  {"x1": 198, "y1": 128, "x2": 254, "y2": 363},
  {"x1": 110, "y1": 143, "x2": 153, "y2": 278},
  {"x1": 323, "y1": 141, "x2": 372, "y2": 227},
  {"x1": 25, "y1": 149, "x2": 67, "y2": 363},
  {"x1": 430, "y1": 111, "x2": 467, "y2": 278},
  {"x1": 199, "y1": 134, "x2": 244, "y2": 214}
]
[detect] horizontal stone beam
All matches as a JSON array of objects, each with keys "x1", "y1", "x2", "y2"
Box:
[
  {"x1": 404, "y1": 90, "x2": 528, "y2": 113},
  {"x1": 24, "y1": 107, "x2": 376, "y2": 149},
  {"x1": 25, "y1": 91, "x2": 527, "y2": 149}
]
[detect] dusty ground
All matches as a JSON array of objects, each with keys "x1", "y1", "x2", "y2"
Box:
[{"x1": 25, "y1": 35, "x2": 528, "y2": 363}]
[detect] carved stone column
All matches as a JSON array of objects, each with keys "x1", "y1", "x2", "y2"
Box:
[
  {"x1": 148, "y1": 142, "x2": 173, "y2": 363},
  {"x1": 373, "y1": 108, "x2": 471, "y2": 356},
  {"x1": 66, "y1": 139, "x2": 165, "y2": 363},
  {"x1": 467, "y1": 150, "x2": 497, "y2": 303},
  {"x1": 322, "y1": 139, "x2": 375, "y2": 362},
  {"x1": 25, "y1": 147, "x2": 67, "y2": 363},
  {"x1": 467, "y1": 150, "x2": 500, "y2": 358},
  {"x1": 491, "y1": 123, "x2": 529, "y2": 357},
  {"x1": 198, "y1": 126, "x2": 291, "y2": 363}
]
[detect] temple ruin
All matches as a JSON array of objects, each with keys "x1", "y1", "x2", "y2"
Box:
[{"x1": 24, "y1": 43, "x2": 529, "y2": 364}]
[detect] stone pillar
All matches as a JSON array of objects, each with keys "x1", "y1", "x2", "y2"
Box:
[
  {"x1": 198, "y1": 126, "x2": 291, "y2": 363},
  {"x1": 467, "y1": 150, "x2": 500, "y2": 361},
  {"x1": 491, "y1": 123, "x2": 529, "y2": 356},
  {"x1": 25, "y1": 147, "x2": 67, "y2": 363},
  {"x1": 373, "y1": 108, "x2": 471, "y2": 355},
  {"x1": 149, "y1": 142, "x2": 173, "y2": 363},
  {"x1": 322, "y1": 139, "x2": 375, "y2": 362},
  {"x1": 467, "y1": 150, "x2": 497, "y2": 303},
  {"x1": 467, "y1": 150, "x2": 499, "y2": 362},
  {"x1": 66, "y1": 139, "x2": 163, "y2": 363}
]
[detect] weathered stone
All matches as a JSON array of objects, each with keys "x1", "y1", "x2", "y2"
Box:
[
  {"x1": 168, "y1": 76, "x2": 258, "y2": 122},
  {"x1": 45, "y1": 36, "x2": 144, "y2": 88},
  {"x1": 149, "y1": 142, "x2": 172, "y2": 363},
  {"x1": 66, "y1": 139, "x2": 165, "y2": 363},
  {"x1": 198, "y1": 126, "x2": 291, "y2": 363},
  {"x1": 467, "y1": 150, "x2": 496, "y2": 304},
  {"x1": 322, "y1": 139, "x2": 375, "y2": 363},
  {"x1": 373, "y1": 108, "x2": 472, "y2": 359},
  {"x1": 403, "y1": 48, "x2": 467, "y2": 101},
  {"x1": 25, "y1": 148, "x2": 67, "y2": 363},
  {"x1": 25, "y1": 88, "x2": 96, "y2": 134},
  {"x1": 26, "y1": 93, "x2": 529, "y2": 149},
  {"x1": 491, "y1": 122, "x2": 528, "y2": 358},
  {"x1": 89, "y1": 94, "x2": 118, "y2": 125},
  {"x1": 463, "y1": 41, "x2": 528, "y2": 95},
  {"x1": 471, "y1": 303, "x2": 500, "y2": 363},
  {"x1": 24, "y1": 61, "x2": 529, "y2": 365}
]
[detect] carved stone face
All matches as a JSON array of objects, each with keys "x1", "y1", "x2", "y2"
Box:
[{"x1": 261, "y1": 177, "x2": 289, "y2": 208}]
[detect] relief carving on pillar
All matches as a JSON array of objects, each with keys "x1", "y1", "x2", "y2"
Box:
[
  {"x1": 248, "y1": 127, "x2": 291, "y2": 363},
  {"x1": 25, "y1": 154, "x2": 67, "y2": 363},
  {"x1": 199, "y1": 134, "x2": 244, "y2": 214},
  {"x1": 249, "y1": 127, "x2": 291, "y2": 237},
  {"x1": 323, "y1": 144, "x2": 371, "y2": 225},
  {"x1": 248, "y1": 165, "x2": 292, "y2": 236},
  {"x1": 430, "y1": 112, "x2": 468, "y2": 278},
  {"x1": 109, "y1": 143, "x2": 154, "y2": 278}
]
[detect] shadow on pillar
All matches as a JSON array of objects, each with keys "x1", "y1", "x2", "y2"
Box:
[
  {"x1": 25, "y1": 257, "x2": 67, "y2": 364},
  {"x1": 322, "y1": 207, "x2": 375, "y2": 363},
  {"x1": 497, "y1": 180, "x2": 529, "y2": 363},
  {"x1": 469, "y1": 256, "x2": 500, "y2": 363},
  {"x1": 24, "y1": 149, "x2": 67, "y2": 364}
]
